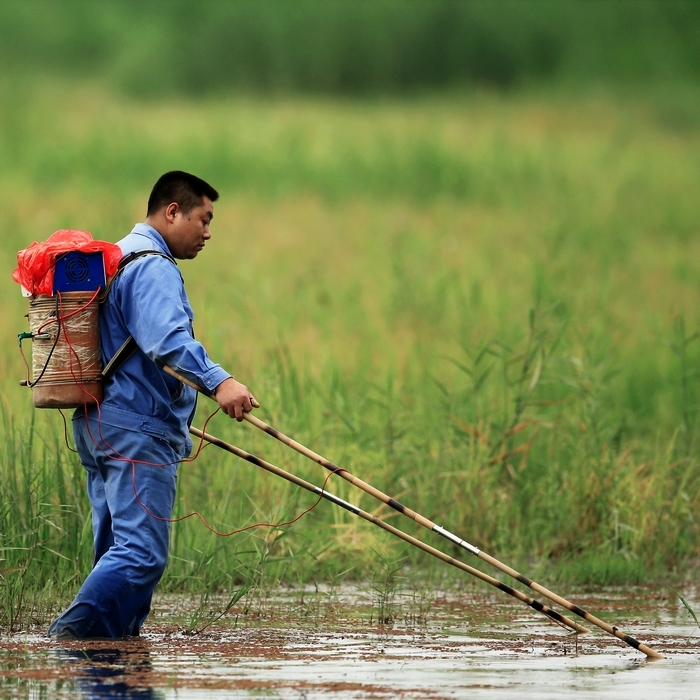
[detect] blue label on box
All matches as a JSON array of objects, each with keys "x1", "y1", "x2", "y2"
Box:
[{"x1": 53, "y1": 251, "x2": 106, "y2": 293}]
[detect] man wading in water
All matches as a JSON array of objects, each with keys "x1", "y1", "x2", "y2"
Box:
[{"x1": 48, "y1": 171, "x2": 256, "y2": 639}]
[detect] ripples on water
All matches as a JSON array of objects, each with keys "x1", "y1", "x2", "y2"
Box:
[{"x1": 0, "y1": 585, "x2": 698, "y2": 699}]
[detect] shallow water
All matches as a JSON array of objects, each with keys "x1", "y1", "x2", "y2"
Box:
[{"x1": 1, "y1": 584, "x2": 699, "y2": 698}]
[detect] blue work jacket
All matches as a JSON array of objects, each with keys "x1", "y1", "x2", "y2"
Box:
[{"x1": 74, "y1": 224, "x2": 230, "y2": 456}]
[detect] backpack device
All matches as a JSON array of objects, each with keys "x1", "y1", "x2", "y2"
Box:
[{"x1": 18, "y1": 248, "x2": 175, "y2": 408}]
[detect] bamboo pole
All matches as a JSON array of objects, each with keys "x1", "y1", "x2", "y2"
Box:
[
  {"x1": 190, "y1": 426, "x2": 588, "y2": 635},
  {"x1": 243, "y1": 412, "x2": 662, "y2": 659},
  {"x1": 166, "y1": 366, "x2": 661, "y2": 658}
]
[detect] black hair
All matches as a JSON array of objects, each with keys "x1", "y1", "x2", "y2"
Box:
[{"x1": 146, "y1": 171, "x2": 219, "y2": 216}]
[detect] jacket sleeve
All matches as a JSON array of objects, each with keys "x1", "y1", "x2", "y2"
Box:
[{"x1": 116, "y1": 255, "x2": 231, "y2": 393}]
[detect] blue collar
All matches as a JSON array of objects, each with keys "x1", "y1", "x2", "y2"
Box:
[{"x1": 129, "y1": 223, "x2": 173, "y2": 257}]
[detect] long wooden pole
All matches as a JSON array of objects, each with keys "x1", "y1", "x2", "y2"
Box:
[
  {"x1": 239, "y1": 410, "x2": 662, "y2": 659},
  {"x1": 166, "y1": 366, "x2": 661, "y2": 658},
  {"x1": 189, "y1": 426, "x2": 588, "y2": 635}
]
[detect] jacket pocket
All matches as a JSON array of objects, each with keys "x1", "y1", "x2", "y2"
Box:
[{"x1": 140, "y1": 418, "x2": 186, "y2": 454}]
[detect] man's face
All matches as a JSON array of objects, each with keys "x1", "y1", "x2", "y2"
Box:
[{"x1": 169, "y1": 196, "x2": 214, "y2": 259}]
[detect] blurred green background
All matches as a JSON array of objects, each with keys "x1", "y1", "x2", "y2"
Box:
[
  {"x1": 1, "y1": 1, "x2": 699, "y2": 625},
  {"x1": 2, "y1": 0, "x2": 700, "y2": 95}
]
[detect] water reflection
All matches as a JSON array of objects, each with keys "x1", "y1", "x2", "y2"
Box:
[
  {"x1": 1, "y1": 586, "x2": 697, "y2": 699},
  {"x1": 52, "y1": 641, "x2": 164, "y2": 699}
]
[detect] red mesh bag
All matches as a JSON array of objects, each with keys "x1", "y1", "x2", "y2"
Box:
[{"x1": 12, "y1": 230, "x2": 122, "y2": 296}]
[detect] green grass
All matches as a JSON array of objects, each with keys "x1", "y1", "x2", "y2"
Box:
[{"x1": 1, "y1": 79, "x2": 699, "y2": 629}]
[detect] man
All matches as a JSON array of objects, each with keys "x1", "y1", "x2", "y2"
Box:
[{"x1": 48, "y1": 171, "x2": 255, "y2": 639}]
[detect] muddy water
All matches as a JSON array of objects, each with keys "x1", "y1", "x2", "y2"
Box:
[{"x1": 1, "y1": 584, "x2": 698, "y2": 699}]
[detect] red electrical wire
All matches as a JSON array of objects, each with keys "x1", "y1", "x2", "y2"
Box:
[
  {"x1": 132, "y1": 460, "x2": 336, "y2": 536},
  {"x1": 57, "y1": 409, "x2": 79, "y2": 454},
  {"x1": 20, "y1": 289, "x2": 102, "y2": 385},
  {"x1": 19, "y1": 344, "x2": 31, "y2": 385},
  {"x1": 55, "y1": 291, "x2": 331, "y2": 537},
  {"x1": 37, "y1": 288, "x2": 100, "y2": 334}
]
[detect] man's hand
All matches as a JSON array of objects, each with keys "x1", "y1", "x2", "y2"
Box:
[{"x1": 215, "y1": 377, "x2": 258, "y2": 421}]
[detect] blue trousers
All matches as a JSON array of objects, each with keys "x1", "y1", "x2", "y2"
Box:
[{"x1": 48, "y1": 417, "x2": 179, "y2": 639}]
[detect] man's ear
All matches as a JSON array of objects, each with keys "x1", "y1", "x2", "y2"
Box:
[{"x1": 164, "y1": 202, "x2": 180, "y2": 224}]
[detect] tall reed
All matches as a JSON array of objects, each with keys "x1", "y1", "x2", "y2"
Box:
[{"x1": 0, "y1": 83, "x2": 698, "y2": 626}]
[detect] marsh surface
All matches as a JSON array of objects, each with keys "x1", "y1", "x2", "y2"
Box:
[{"x1": 0, "y1": 584, "x2": 698, "y2": 698}]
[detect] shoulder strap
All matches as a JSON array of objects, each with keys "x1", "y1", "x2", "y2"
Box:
[
  {"x1": 100, "y1": 249, "x2": 176, "y2": 300},
  {"x1": 119, "y1": 249, "x2": 176, "y2": 268},
  {"x1": 101, "y1": 250, "x2": 177, "y2": 379}
]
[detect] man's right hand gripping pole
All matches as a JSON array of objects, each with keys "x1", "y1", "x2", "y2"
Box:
[{"x1": 215, "y1": 377, "x2": 259, "y2": 422}]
